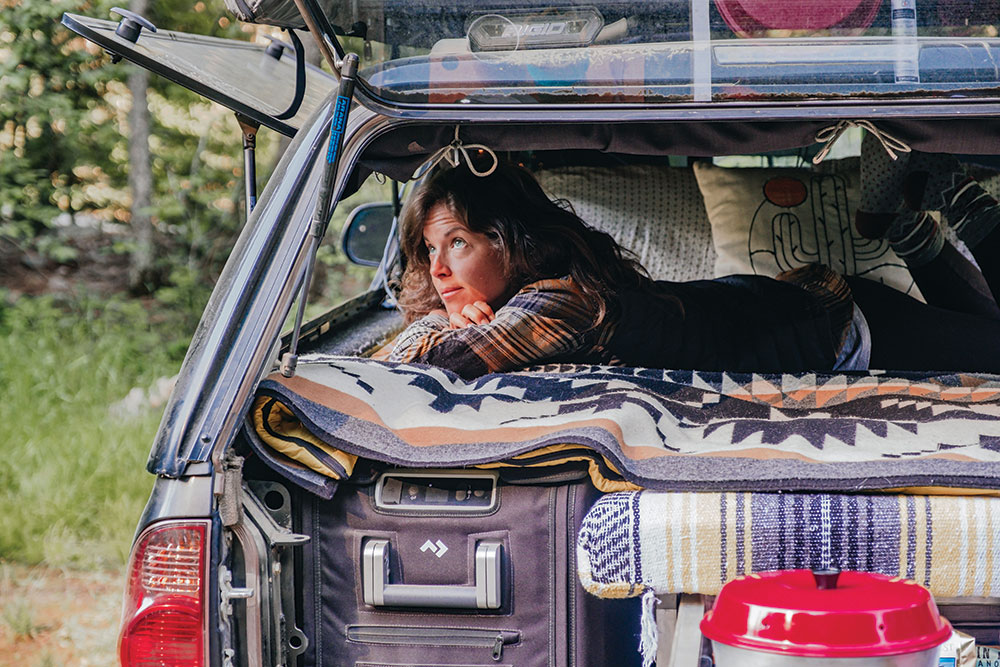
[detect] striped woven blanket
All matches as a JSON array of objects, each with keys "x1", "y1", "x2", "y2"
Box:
[
  {"x1": 577, "y1": 491, "x2": 1000, "y2": 599},
  {"x1": 249, "y1": 358, "x2": 1000, "y2": 496}
]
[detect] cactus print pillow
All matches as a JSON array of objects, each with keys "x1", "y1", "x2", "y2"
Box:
[{"x1": 692, "y1": 161, "x2": 921, "y2": 299}]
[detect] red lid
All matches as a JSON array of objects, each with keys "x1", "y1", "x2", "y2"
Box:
[{"x1": 700, "y1": 570, "x2": 952, "y2": 658}]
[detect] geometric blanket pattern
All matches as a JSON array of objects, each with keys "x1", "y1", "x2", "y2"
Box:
[
  {"x1": 253, "y1": 357, "x2": 1000, "y2": 493},
  {"x1": 577, "y1": 490, "x2": 1000, "y2": 598}
]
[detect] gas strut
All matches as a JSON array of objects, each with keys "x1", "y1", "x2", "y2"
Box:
[
  {"x1": 236, "y1": 115, "x2": 260, "y2": 219},
  {"x1": 281, "y1": 53, "x2": 360, "y2": 378}
]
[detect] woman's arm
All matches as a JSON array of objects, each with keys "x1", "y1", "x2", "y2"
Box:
[
  {"x1": 389, "y1": 311, "x2": 450, "y2": 355},
  {"x1": 387, "y1": 278, "x2": 598, "y2": 379}
]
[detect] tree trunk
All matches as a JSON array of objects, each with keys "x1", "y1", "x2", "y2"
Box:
[{"x1": 127, "y1": 0, "x2": 154, "y2": 292}]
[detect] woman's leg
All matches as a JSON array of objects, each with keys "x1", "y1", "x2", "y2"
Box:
[
  {"x1": 907, "y1": 241, "x2": 1000, "y2": 319},
  {"x1": 969, "y1": 225, "x2": 1000, "y2": 302},
  {"x1": 903, "y1": 155, "x2": 1000, "y2": 301},
  {"x1": 847, "y1": 277, "x2": 1000, "y2": 373},
  {"x1": 856, "y1": 135, "x2": 1000, "y2": 315}
]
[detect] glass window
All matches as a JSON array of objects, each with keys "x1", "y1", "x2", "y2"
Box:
[{"x1": 317, "y1": 0, "x2": 1000, "y2": 106}]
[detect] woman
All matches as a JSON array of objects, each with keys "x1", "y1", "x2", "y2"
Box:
[{"x1": 388, "y1": 159, "x2": 1000, "y2": 379}]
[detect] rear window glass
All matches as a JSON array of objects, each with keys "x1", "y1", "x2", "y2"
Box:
[{"x1": 325, "y1": 0, "x2": 1000, "y2": 106}]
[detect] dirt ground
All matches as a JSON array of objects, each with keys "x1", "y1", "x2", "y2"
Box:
[
  {"x1": 0, "y1": 229, "x2": 133, "y2": 300},
  {"x1": 0, "y1": 563, "x2": 122, "y2": 667}
]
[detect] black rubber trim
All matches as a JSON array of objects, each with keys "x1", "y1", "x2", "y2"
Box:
[{"x1": 274, "y1": 29, "x2": 306, "y2": 120}]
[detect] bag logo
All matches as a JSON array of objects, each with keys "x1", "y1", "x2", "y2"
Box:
[{"x1": 420, "y1": 539, "x2": 449, "y2": 558}]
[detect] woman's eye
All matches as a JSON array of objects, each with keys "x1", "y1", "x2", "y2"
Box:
[
  {"x1": 451, "y1": 238, "x2": 467, "y2": 249},
  {"x1": 426, "y1": 244, "x2": 436, "y2": 254}
]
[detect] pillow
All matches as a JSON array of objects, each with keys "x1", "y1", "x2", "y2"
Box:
[
  {"x1": 536, "y1": 165, "x2": 717, "y2": 282},
  {"x1": 692, "y1": 161, "x2": 922, "y2": 299}
]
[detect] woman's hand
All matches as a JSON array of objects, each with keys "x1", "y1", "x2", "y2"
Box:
[{"x1": 448, "y1": 301, "x2": 495, "y2": 329}]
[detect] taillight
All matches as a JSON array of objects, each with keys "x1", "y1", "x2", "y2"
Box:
[{"x1": 119, "y1": 520, "x2": 210, "y2": 667}]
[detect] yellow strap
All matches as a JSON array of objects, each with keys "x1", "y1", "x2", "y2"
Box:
[
  {"x1": 883, "y1": 486, "x2": 1000, "y2": 497},
  {"x1": 251, "y1": 397, "x2": 357, "y2": 480},
  {"x1": 475, "y1": 446, "x2": 641, "y2": 493}
]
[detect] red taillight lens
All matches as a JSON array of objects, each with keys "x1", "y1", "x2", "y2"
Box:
[{"x1": 119, "y1": 521, "x2": 210, "y2": 667}]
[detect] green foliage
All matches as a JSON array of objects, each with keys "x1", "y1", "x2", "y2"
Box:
[
  {"x1": 137, "y1": 0, "x2": 273, "y2": 288},
  {"x1": 0, "y1": 291, "x2": 190, "y2": 567},
  {"x1": 0, "y1": 0, "x2": 279, "y2": 282},
  {"x1": 154, "y1": 264, "x2": 215, "y2": 336},
  {"x1": 318, "y1": 177, "x2": 389, "y2": 303},
  {"x1": 1, "y1": 0, "x2": 378, "y2": 298},
  {"x1": 0, "y1": 0, "x2": 122, "y2": 239}
]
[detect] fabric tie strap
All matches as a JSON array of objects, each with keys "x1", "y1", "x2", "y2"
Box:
[
  {"x1": 812, "y1": 119, "x2": 911, "y2": 164},
  {"x1": 421, "y1": 125, "x2": 499, "y2": 177}
]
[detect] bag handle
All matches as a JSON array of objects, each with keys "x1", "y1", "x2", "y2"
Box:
[{"x1": 361, "y1": 538, "x2": 503, "y2": 609}]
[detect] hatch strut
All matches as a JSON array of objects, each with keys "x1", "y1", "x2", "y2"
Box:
[
  {"x1": 280, "y1": 53, "x2": 359, "y2": 378},
  {"x1": 236, "y1": 115, "x2": 259, "y2": 217}
]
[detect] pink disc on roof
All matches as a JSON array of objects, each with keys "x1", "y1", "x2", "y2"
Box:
[{"x1": 715, "y1": 0, "x2": 881, "y2": 36}]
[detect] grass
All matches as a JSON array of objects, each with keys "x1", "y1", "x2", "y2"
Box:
[
  {"x1": 0, "y1": 176, "x2": 386, "y2": 570},
  {"x1": 0, "y1": 253, "x2": 375, "y2": 570},
  {"x1": 0, "y1": 291, "x2": 186, "y2": 569},
  {"x1": 2, "y1": 598, "x2": 44, "y2": 640}
]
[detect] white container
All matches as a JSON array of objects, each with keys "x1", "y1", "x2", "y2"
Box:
[
  {"x1": 712, "y1": 641, "x2": 941, "y2": 667},
  {"x1": 702, "y1": 570, "x2": 950, "y2": 667}
]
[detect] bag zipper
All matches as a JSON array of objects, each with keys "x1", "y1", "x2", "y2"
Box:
[{"x1": 347, "y1": 625, "x2": 520, "y2": 660}]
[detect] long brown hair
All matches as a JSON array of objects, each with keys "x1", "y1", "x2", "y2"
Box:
[{"x1": 397, "y1": 162, "x2": 653, "y2": 324}]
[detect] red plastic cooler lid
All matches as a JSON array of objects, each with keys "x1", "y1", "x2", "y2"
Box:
[{"x1": 700, "y1": 570, "x2": 952, "y2": 658}]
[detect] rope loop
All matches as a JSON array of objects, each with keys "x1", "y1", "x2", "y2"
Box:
[
  {"x1": 421, "y1": 125, "x2": 499, "y2": 178},
  {"x1": 812, "y1": 120, "x2": 911, "y2": 164}
]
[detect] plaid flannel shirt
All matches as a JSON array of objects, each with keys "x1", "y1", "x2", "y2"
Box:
[{"x1": 388, "y1": 277, "x2": 612, "y2": 379}]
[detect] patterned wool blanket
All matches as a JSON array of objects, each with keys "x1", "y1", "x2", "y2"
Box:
[
  {"x1": 249, "y1": 358, "x2": 1000, "y2": 496},
  {"x1": 577, "y1": 490, "x2": 1000, "y2": 599}
]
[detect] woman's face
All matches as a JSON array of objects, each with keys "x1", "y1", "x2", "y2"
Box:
[{"x1": 422, "y1": 203, "x2": 512, "y2": 317}]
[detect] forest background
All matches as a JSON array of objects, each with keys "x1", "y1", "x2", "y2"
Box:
[{"x1": 0, "y1": 0, "x2": 379, "y2": 662}]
